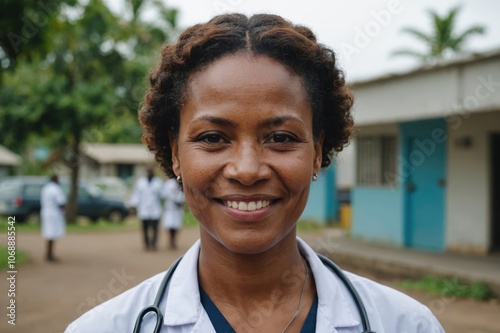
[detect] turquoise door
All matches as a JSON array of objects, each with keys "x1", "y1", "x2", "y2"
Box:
[{"x1": 401, "y1": 119, "x2": 447, "y2": 251}]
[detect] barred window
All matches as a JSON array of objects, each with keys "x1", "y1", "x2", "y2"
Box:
[{"x1": 357, "y1": 136, "x2": 397, "y2": 186}]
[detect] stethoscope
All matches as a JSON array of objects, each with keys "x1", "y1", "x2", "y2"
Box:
[{"x1": 133, "y1": 254, "x2": 376, "y2": 333}]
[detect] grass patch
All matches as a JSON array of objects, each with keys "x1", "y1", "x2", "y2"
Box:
[
  {"x1": 0, "y1": 246, "x2": 28, "y2": 270},
  {"x1": 0, "y1": 219, "x2": 40, "y2": 232},
  {"x1": 401, "y1": 275, "x2": 493, "y2": 301}
]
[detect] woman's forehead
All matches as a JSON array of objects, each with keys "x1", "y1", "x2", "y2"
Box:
[{"x1": 187, "y1": 54, "x2": 309, "y2": 105}]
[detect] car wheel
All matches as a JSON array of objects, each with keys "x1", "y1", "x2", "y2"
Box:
[
  {"x1": 15, "y1": 215, "x2": 26, "y2": 223},
  {"x1": 107, "y1": 209, "x2": 124, "y2": 223}
]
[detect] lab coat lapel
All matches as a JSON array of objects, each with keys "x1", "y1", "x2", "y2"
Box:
[
  {"x1": 297, "y1": 238, "x2": 361, "y2": 330},
  {"x1": 191, "y1": 311, "x2": 217, "y2": 333},
  {"x1": 163, "y1": 240, "x2": 203, "y2": 326}
]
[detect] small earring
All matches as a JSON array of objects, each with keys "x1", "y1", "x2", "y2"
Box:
[
  {"x1": 312, "y1": 173, "x2": 318, "y2": 181},
  {"x1": 176, "y1": 175, "x2": 182, "y2": 184}
]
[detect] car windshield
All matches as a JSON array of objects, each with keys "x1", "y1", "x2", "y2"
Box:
[{"x1": 86, "y1": 184, "x2": 103, "y2": 197}]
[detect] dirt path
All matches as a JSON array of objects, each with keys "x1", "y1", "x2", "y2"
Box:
[{"x1": 1, "y1": 228, "x2": 499, "y2": 333}]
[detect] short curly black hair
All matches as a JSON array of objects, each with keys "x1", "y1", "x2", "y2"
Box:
[{"x1": 139, "y1": 13, "x2": 354, "y2": 178}]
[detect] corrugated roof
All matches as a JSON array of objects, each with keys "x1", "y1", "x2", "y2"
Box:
[
  {"x1": 82, "y1": 144, "x2": 155, "y2": 164},
  {"x1": 0, "y1": 145, "x2": 21, "y2": 166}
]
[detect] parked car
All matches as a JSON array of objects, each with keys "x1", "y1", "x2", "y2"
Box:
[
  {"x1": 0, "y1": 176, "x2": 129, "y2": 223},
  {"x1": 88, "y1": 176, "x2": 131, "y2": 205}
]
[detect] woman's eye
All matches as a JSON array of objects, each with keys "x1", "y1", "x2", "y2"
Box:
[
  {"x1": 269, "y1": 133, "x2": 296, "y2": 143},
  {"x1": 200, "y1": 133, "x2": 224, "y2": 144}
]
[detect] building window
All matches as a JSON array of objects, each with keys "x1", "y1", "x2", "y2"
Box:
[
  {"x1": 117, "y1": 164, "x2": 134, "y2": 181},
  {"x1": 357, "y1": 136, "x2": 397, "y2": 186}
]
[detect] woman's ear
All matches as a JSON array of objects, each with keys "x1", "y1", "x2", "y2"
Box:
[
  {"x1": 169, "y1": 132, "x2": 181, "y2": 177},
  {"x1": 313, "y1": 131, "x2": 325, "y2": 174}
]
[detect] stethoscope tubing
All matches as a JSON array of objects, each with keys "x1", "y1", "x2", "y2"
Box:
[
  {"x1": 133, "y1": 254, "x2": 375, "y2": 333},
  {"x1": 317, "y1": 253, "x2": 375, "y2": 333},
  {"x1": 132, "y1": 256, "x2": 182, "y2": 333}
]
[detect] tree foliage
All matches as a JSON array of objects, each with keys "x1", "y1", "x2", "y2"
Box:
[
  {"x1": 392, "y1": 6, "x2": 485, "y2": 63},
  {"x1": 0, "y1": 0, "x2": 77, "y2": 74},
  {"x1": 0, "y1": 0, "x2": 178, "y2": 221}
]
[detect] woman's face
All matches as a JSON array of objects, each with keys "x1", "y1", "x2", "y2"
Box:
[{"x1": 171, "y1": 54, "x2": 323, "y2": 255}]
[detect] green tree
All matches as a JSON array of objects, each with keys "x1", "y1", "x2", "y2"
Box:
[
  {"x1": 392, "y1": 6, "x2": 485, "y2": 63},
  {"x1": 0, "y1": 0, "x2": 178, "y2": 222},
  {"x1": 0, "y1": 0, "x2": 76, "y2": 77}
]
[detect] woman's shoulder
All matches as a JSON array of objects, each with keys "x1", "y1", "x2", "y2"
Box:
[
  {"x1": 297, "y1": 239, "x2": 443, "y2": 332},
  {"x1": 64, "y1": 271, "x2": 166, "y2": 333},
  {"x1": 342, "y1": 270, "x2": 444, "y2": 332}
]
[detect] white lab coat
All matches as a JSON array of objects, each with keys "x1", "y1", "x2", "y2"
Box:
[
  {"x1": 65, "y1": 238, "x2": 445, "y2": 333},
  {"x1": 161, "y1": 179, "x2": 185, "y2": 230},
  {"x1": 40, "y1": 182, "x2": 67, "y2": 240},
  {"x1": 129, "y1": 177, "x2": 163, "y2": 220}
]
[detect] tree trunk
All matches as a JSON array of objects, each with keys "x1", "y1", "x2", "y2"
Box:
[{"x1": 65, "y1": 130, "x2": 81, "y2": 224}]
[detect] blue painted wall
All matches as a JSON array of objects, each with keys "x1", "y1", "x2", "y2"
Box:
[
  {"x1": 352, "y1": 118, "x2": 447, "y2": 251},
  {"x1": 301, "y1": 167, "x2": 337, "y2": 223},
  {"x1": 352, "y1": 187, "x2": 404, "y2": 245}
]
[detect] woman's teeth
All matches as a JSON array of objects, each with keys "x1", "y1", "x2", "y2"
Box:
[{"x1": 224, "y1": 200, "x2": 271, "y2": 211}]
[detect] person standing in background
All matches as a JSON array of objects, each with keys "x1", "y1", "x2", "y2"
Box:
[
  {"x1": 41, "y1": 174, "x2": 67, "y2": 262},
  {"x1": 130, "y1": 167, "x2": 163, "y2": 251},
  {"x1": 161, "y1": 177, "x2": 185, "y2": 250}
]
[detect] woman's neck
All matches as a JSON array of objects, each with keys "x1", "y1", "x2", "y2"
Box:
[{"x1": 197, "y1": 232, "x2": 307, "y2": 308}]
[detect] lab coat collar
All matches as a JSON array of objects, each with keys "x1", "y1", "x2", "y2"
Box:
[
  {"x1": 164, "y1": 240, "x2": 202, "y2": 326},
  {"x1": 297, "y1": 238, "x2": 360, "y2": 329},
  {"x1": 163, "y1": 238, "x2": 360, "y2": 329}
]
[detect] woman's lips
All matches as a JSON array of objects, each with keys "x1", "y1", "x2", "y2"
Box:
[{"x1": 215, "y1": 196, "x2": 278, "y2": 221}]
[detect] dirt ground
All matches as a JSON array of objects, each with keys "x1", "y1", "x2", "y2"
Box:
[{"x1": 1, "y1": 227, "x2": 499, "y2": 333}]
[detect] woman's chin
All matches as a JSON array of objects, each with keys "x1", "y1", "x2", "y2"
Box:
[{"x1": 208, "y1": 229, "x2": 297, "y2": 256}]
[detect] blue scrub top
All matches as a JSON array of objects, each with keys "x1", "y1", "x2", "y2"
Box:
[{"x1": 200, "y1": 287, "x2": 318, "y2": 332}]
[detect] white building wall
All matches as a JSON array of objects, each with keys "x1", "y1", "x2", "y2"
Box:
[
  {"x1": 354, "y1": 69, "x2": 459, "y2": 125},
  {"x1": 447, "y1": 110, "x2": 500, "y2": 253},
  {"x1": 353, "y1": 54, "x2": 500, "y2": 126},
  {"x1": 460, "y1": 58, "x2": 500, "y2": 112}
]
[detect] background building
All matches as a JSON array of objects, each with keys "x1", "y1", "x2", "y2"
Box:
[
  {"x1": 0, "y1": 145, "x2": 21, "y2": 178},
  {"x1": 346, "y1": 49, "x2": 500, "y2": 253}
]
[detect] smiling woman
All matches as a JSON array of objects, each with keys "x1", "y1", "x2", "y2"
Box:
[
  {"x1": 65, "y1": 13, "x2": 444, "y2": 333},
  {"x1": 172, "y1": 55, "x2": 321, "y2": 256}
]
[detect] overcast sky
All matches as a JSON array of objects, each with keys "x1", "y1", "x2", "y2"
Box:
[{"x1": 107, "y1": 0, "x2": 500, "y2": 82}]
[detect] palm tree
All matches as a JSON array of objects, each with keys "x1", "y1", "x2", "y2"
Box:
[{"x1": 392, "y1": 6, "x2": 485, "y2": 63}]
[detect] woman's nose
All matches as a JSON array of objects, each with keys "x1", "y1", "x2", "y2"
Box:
[{"x1": 223, "y1": 142, "x2": 270, "y2": 185}]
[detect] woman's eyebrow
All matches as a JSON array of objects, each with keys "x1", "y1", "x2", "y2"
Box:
[
  {"x1": 190, "y1": 115, "x2": 304, "y2": 128},
  {"x1": 191, "y1": 116, "x2": 236, "y2": 127},
  {"x1": 260, "y1": 116, "x2": 305, "y2": 127}
]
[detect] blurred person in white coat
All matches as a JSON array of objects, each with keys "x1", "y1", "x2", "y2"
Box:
[
  {"x1": 41, "y1": 174, "x2": 67, "y2": 262},
  {"x1": 130, "y1": 167, "x2": 163, "y2": 251},
  {"x1": 161, "y1": 177, "x2": 185, "y2": 250}
]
